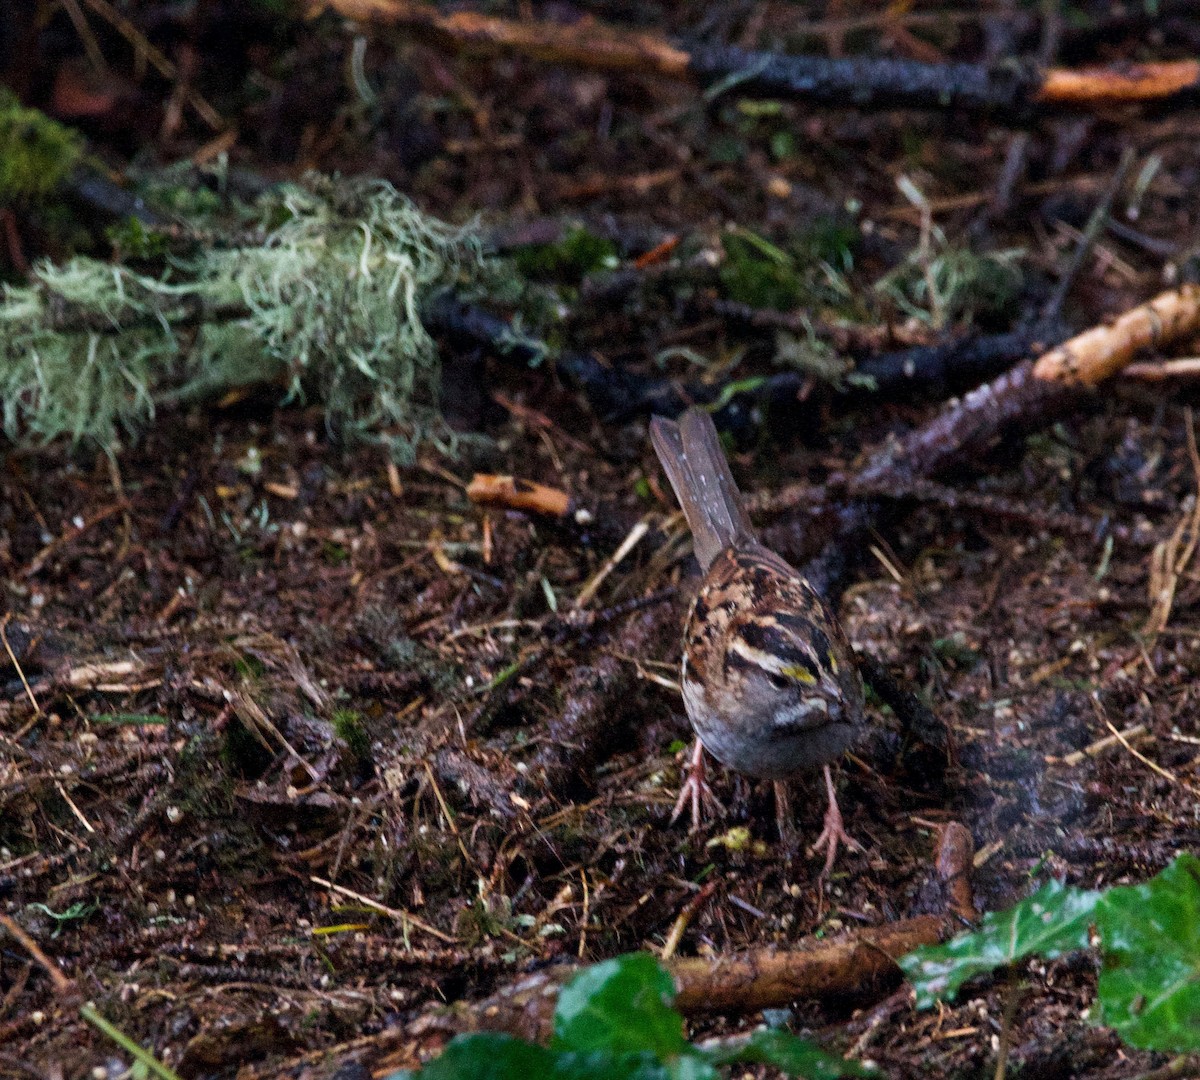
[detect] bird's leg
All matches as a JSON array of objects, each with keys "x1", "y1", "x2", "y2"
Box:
[
  {"x1": 670, "y1": 738, "x2": 724, "y2": 831},
  {"x1": 773, "y1": 780, "x2": 800, "y2": 850},
  {"x1": 808, "y1": 764, "x2": 863, "y2": 878}
]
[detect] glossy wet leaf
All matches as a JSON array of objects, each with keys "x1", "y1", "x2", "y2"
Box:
[
  {"x1": 553, "y1": 953, "x2": 686, "y2": 1058},
  {"x1": 1094, "y1": 854, "x2": 1200, "y2": 1050},
  {"x1": 901, "y1": 878, "x2": 1101, "y2": 1008}
]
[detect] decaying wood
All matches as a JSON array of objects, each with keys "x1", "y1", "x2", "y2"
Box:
[
  {"x1": 311, "y1": 0, "x2": 1200, "y2": 115},
  {"x1": 466, "y1": 473, "x2": 572, "y2": 518},
  {"x1": 935, "y1": 822, "x2": 976, "y2": 923}
]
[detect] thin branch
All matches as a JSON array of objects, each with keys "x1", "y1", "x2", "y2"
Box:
[{"x1": 310, "y1": 0, "x2": 1200, "y2": 116}]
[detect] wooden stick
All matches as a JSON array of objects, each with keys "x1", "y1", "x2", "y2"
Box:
[
  {"x1": 856, "y1": 284, "x2": 1200, "y2": 489},
  {"x1": 670, "y1": 915, "x2": 951, "y2": 1013},
  {"x1": 310, "y1": 876, "x2": 456, "y2": 943},
  {"x1": 0, "y1": 914, "x2": 74, "y2": 996},
  {"x1": 1037, "y1": 60, "x2": 1200, "y2": 105},
  {"x1": 1125, "y1": 357, "x2": 1200, "y2": 380},
  {"x1": 575, "y1": 519, "x2": 650, "y2": 608},
  {"x1": 1034, "y1": 284, "x2": 1200, "y2": 386},
  {"x1": 310, "y1": 0, "x2": 690, "y2": 76}
]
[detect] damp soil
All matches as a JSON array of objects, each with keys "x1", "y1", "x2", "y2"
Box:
[{"x1": 4, "y1": 3, "x2": 1200, "y2": 1078}]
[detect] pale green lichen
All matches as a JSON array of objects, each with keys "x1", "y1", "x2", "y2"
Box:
[{"x1": 0, "y1": 175, "x2": 485, "y2": 457}]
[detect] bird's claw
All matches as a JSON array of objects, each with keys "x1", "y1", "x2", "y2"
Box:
[{"x1": 669, "y1": 739, "x2": 725, "y2": 831}]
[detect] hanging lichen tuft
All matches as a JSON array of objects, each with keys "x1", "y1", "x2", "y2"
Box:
[{"x1": 0, "y1": 174, "x2": 486, "y2": 458}]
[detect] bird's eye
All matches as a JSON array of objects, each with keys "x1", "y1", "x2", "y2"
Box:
[{"x1": 766, "y1": 672, "x2": 791, "y2": 690}]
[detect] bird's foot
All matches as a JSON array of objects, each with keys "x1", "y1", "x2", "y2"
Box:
[
  {"x1": 808, "y1": 764, "x2": 863, "y2": 879},
  {"x1": 670, "y1": 739, "x2": 725, "y2": 831}
]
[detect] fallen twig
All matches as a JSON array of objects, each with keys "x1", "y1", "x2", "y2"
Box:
[
  {"x1": 1144, "y1": 407, "x2": 1200, "y2": 636},
  {"x1": 853, "y1": 284, "x2": 1200, "y2": 490},
  {"x1": 310, "y1": 875, "x2": 457, "y2": 944},
  {"x1": 21, "y1": 500, "x2": 130, "y2": 578},
  {"x1": 425, "y1": 292, "x2": 1060, "y2": 434},
  {"x1": 375, "y1": 820, "x2": 970, "y2": 1065},
  {"x1": 575, "y1": 518, "x2": 650, "y2": 608},
  {"x1": 1052, "y1": 723, "x2": 1149, "y2": 767},
  {"x1": 391, "y1": 912, "x2": 951, "y2": 1055},
  {"x1": 0, "y1": 913, "x2": 74, "y2": 996},
  {"x1": 310, "y1": 0, "x2": 1200, "y2": 116},
  {"x1": 670, "y1": 914, "x2": 951, "y2": 1014},
  {"x1": 1124, "y1": 357, "x2": 1200, "y2": 381}
]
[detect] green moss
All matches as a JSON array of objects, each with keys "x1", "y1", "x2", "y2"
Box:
[
  {"x1": 512, "y1": 225, "x2": 618, "y2": 282},
  {"x1": 796, "y1": 217, "x2": 859, "y2": 277},
  {"x1": 718, "y1": 219, "x2": 862, "y2": 316},
  {"x1": 719, "y1": 230, "x2": 804, "y2": 311},
  {"x1": 875, "y1": 229, "x2": 1023, "y2": 329},
  {"x1": 0, "y1": 90, "x2": 84, "y2": 200},
  {"x1": 332, "y1": 707, "x2": 371, "y2": 761},
  {"x1": 105, "y1": 217, "x2": 172, "y2": 261}
]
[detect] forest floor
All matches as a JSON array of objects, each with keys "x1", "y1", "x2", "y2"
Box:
[{"x1": 3, "y1": 3, "x2": 1200, "y2": 1077}]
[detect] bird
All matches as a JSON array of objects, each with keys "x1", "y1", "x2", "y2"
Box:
[{"x1": 649, "y1": 406, "x2": 866, "y2": 875}]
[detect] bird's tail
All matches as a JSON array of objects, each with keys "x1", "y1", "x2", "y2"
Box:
[{"x1": 649, "y1": 408, "x2": 755, "y2": 571}]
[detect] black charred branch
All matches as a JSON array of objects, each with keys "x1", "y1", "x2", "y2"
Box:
[{"x1": 687, "y1": 46, "x2": 1036, "y2": 116}]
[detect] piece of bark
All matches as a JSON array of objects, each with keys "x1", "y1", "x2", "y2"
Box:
[
  {"x1": 936, "y1": 822, "x2": 976, "y2": 923},
  {"x1": 467, "y1": 474, "x2": 572, "y2": 518}
]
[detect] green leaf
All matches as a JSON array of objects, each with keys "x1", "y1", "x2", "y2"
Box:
[
  {"x1": 1094, "y1": 854, "x2": 1200, "y2": 1051},
  {"x1": 901, "y1": 879, "x2": 1100, "y2": 1008},
  {"x1": 553, "y1": 954, "x2": 687, "y2": 1059},
  {"x1": 384, "y1": 1033, "x2": 556, "y2": 1080},
  {"x1": 705, "y1": 1029, "x2": 874, "y2": 1078},
  {"x1": 553, "y1": 1050, "x2": 675, "y2": 1080}
]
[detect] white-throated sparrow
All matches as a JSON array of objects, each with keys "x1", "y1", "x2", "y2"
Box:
[{"x1": 650, "y1": 407, "x2": 866, "y2": 873}]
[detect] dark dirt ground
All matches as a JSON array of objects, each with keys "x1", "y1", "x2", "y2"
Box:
[{"x1": 5, "y1": 3, "x2": 1200, "y2": 1078}]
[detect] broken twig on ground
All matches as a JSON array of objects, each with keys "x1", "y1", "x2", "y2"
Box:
[{"x1": 311, "y1": 0, "x2": 1200, "y2": 116}]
